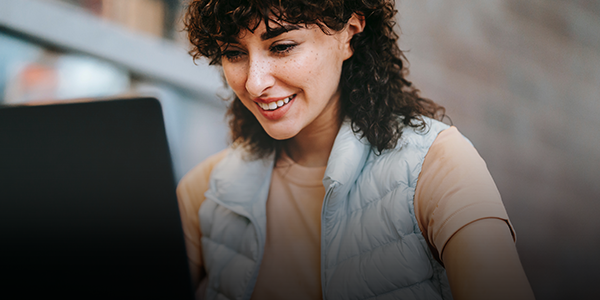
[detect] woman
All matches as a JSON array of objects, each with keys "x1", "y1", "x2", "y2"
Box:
[{"x1": 177, "y1": 1, "x2": 535, "y2": 299}]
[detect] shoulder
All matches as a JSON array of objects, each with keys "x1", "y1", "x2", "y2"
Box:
[
  {"x1": 177, "y1": 149, "x2": 230, "y2": 204},
  {"x1": 374, "y1": 117, "x2": 452, "y2": 164},
  {"x1": 365, "y1": 117, "x2": 451, "y2": 187},
  {"x1": 397, "y1": 117, "x2": 452, "y2": 150},
  {"x1": 415, "y1": 127, "x2": 514, "y2": 259},
  {"x1": 419, "y1": 126, "x2": 488, "y2": 186}
]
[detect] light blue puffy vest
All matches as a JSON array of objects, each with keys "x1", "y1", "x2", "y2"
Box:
[{"x1": 201, "y1": 118, "x2": 453, "y2": 300}]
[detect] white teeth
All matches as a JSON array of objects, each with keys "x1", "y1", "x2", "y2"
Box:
[{"x1": 258, "y1": 95, "x2": 294, "y2": 111}]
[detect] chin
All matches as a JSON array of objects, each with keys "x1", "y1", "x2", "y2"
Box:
[{"x1": 262, "y1": 125, "x2": 299, "y2": 141}]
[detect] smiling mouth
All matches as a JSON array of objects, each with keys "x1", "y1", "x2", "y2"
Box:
[{"x1": 257, "y1": 95, "x2": 295, "y2": 111}]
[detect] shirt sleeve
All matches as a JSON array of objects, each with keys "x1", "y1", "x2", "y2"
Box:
[
  {"x1": 414, "y1": 127, "x2": 516, "y2": 261},
  {"x1": 176, "y1": 149, "x2": 229, "y2": 282}
]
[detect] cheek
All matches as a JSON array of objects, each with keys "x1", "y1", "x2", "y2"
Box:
[
  {"x1": 294, "y1": 48, "x2": 342, "y2": 91},
  {"x1": 282, "y1": 52, "x2": 326, "y2": 86},
  {"x1": 222, "y1": 64, "x2": 247, "y2": 94}
]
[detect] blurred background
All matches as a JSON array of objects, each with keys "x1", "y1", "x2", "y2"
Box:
[
  {"x1": 0, "y1": 0, "x2": 598, "y2": 299},
  {"x1": 0, "y1": 0, "x2": 229, "y2": 181}
]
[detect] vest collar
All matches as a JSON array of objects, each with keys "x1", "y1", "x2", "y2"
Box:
[
  {"x1": 323, "y1": 120, "x2": 371, "y2": 190},
  {"x1": 207, "y1": 120, "x2": 370, "y2": 217}
]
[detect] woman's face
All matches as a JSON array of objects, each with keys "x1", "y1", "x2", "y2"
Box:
[{"x1": 221, "y1": 19, "x2": 357, "y2": 140}]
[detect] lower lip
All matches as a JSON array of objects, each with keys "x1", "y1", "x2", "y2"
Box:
[{"x1": 256, "y1": 96, "x2": 295, "y2": 121}]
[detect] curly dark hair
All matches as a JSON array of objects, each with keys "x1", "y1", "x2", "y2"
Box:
[{"x1": 184, "y1": 0, "x2": 446, "y2": 157}]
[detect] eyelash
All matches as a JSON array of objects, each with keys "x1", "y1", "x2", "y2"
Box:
[
  {"x1": 222, "y1": 43, "x2": 297, "y2": 62},
  {"x1": 222, "y1": 50, "x2": 243, "y2": 61},
  {"x1": 271, "y1": 43, "x2": 296, "y2": 54}
]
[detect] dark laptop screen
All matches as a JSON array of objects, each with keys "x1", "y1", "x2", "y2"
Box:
[{"x1": 0, "y1": 98, "x2": 194, "y2": 298}]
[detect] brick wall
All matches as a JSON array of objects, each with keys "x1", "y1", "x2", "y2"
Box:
[{"x1": 397, "y1": 1, "x2": 600, "y2": 299}]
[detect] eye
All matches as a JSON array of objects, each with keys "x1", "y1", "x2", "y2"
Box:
[
  {"x1": 222, "y1": 50, "x2": 245, "y2": 62},
  {"x1": 270, "y1": 43, "x2": 296, "y2": 55}
]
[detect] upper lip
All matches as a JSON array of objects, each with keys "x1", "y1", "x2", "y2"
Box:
[{"x1": 253, "y1": 95, "x2": 294, "y2": 103}]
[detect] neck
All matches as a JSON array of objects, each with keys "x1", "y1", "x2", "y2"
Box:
[{"x1": 284, "y1": 101, "x2": 342, "y2": 168}]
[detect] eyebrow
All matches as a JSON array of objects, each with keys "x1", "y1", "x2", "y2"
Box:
[{"x1": 260, "y1": 24, "x2": 301, "y2": 40}]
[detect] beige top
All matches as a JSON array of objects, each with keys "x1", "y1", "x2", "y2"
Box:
[
  {"x1": 176, "y1": 127, "x2": 514, "y2": 299},
  {"x1": 250, "y1": 151, "x2": 326, "y2": 300}
]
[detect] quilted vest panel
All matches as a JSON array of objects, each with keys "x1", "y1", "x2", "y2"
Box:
[{"x1": 201, "y1": 118, "x2": 453, "y2": 300}]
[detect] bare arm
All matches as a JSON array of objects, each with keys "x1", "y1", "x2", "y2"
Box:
[{"x1": 442, "y1": 218, "x2": 536, "y2": 300}]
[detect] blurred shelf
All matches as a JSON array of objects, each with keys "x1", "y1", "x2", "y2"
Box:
[{"x1": 0, "y1": 0, "x2": 221, "y2": 101}]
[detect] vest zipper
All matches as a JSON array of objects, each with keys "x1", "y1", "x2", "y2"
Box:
[{"x1": 320, "y1": 182, "x2": 336, "y2": 300}]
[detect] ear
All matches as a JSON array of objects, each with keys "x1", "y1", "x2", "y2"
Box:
[{"x1": 342, "y1": 13, "x2": 366, "y2": 60}]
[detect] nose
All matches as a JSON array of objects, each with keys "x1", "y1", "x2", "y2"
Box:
[{"x1": 245, "y1": 56, "x2": 275, "y2": 98}]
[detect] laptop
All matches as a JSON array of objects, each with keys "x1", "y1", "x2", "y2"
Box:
[{"x1": 0, "y1": 98, "x2": 194, "y2": 299}]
